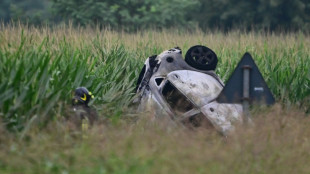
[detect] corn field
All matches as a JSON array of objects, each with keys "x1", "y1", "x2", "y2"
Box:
[{"x1": 0, "y1": 24, "x2": 310, "y2": 173}]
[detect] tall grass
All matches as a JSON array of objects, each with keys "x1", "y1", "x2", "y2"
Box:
[
  {"x1": 0, "y1": 24, "x2": 310, "y2": 174},
  {"x1": 0, "y1": 23, "x2": 309, "y2": 131},
  {"x1": 0, "y1": 106, "x2": 310, "y2": 174}
]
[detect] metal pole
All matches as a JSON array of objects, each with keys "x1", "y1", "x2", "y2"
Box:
[{"x1": 242, "y1": 65, "x2": 251, "y2": 123}]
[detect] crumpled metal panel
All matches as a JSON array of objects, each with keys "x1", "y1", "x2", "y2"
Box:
[
  {"x1": 167, "y1": 70, "x2": 223, "y2": 107},
  {"x1": 135, "y1": 47, "x2": 243, "y2": 134},
  {"x1": 201, "y1": 102, "x2": 243, "y2": 134}
]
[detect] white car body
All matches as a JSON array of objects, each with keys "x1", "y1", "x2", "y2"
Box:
[{"x1": 135, "y1": 47, "x2": 242, "y2": 134}]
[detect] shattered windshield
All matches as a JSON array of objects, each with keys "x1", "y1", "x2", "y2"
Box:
[{"x1": 162, "y1": 81, "x2": 194, "y2": 115}]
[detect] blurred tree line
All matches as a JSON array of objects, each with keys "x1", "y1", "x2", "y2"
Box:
[
  {"x1": 0, "y1": 0, "x2": 309, "y2": 32},
  {"x1": 0, "y1": 0, "x2": 53, "y2": 25}
]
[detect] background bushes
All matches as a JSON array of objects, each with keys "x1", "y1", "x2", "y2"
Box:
[{"x1": 1, "y1": 0, "x2": 309, "y2": 32}]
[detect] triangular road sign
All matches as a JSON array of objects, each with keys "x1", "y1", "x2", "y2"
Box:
[{"x1": 217, "y1": 52, "x2": 275, "y2": 105}]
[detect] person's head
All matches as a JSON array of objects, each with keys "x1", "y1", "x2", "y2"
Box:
[{"x1": 72, "y1": 87, "x2": 94, "y2": 106}]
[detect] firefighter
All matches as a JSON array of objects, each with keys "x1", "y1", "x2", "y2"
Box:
[{"x1": 70, "y1": 87, "x2": 98, "y2": 132}]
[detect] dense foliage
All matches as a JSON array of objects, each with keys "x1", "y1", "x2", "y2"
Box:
[
  {"x1": 0, "y1": 24, "x2": 309, "y2": 174},
  {"x1": 52, "y1": 0, "x2": 199, "y2": 31},
  {"x1": 196, "y1": 0, "x2": 310, "y2": 31},
  {"x1": 1, "y1": 0, "x2": 309, "y2": 31},
  {"x1": 0, "y1": 0, "x2": 52, "y2": 25},
  {"x1": 0, "y1": 25, "x2": 309, "y2": 131}
]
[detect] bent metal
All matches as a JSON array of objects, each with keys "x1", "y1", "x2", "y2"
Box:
[{"x1": 134, "y1": 46, "x2": 243, "y2": 135}]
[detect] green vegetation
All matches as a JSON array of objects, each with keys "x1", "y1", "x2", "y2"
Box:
[
  {"x1": 1, "y1": 108, "x2": 310, "y2": 173},
  {"x1": 52, "y1": 0, "x2": 199, "y2": 31},
  {"x1": 194, "y1": 0, "x2": 310, "y2": 31},
  {"x1": 1, "y1": 0, "x2": 310, "y2": 31},
  {"x1": 0, "y1": 0, "x2": 52, "y2": 25},
  {"x1": 1, "y1": 24, "x2": 309, "y2": 130},
  {"x1": 0, "y1": 24, "x2": 309, "y2": 173},
  {"x1": 0, "y1": 25, "x2": 142, "y2": 131}
]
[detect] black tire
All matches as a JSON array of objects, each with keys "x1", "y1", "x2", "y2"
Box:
[{"x1": 185, "y1": 45, "x2": 218, "y2": 70}]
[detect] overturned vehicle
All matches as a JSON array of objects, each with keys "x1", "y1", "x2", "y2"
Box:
[{"x1": 135, "y1": 46, "x2": 243, "y2": 134}]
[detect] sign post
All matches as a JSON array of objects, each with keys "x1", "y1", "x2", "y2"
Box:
[{"x1": 242, "y1": 65, "x2": 251, "y2": 122}]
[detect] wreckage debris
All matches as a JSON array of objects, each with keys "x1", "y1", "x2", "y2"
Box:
[{"x1": 135, "y1": 46, "x2": 243, "y2": 134}]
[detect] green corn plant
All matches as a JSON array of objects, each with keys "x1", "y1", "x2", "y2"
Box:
[{"x1": 0, "y1": 26, "x2": 309, "y2": 131}]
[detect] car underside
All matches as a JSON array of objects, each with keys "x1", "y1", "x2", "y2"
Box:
[{"x1": 135, "y1": 46, "x2": 243, "y2": 134}]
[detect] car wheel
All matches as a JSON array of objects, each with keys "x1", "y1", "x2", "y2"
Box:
[{"x1": 185, "y1": 45, "x2": 218, "y2": 71}]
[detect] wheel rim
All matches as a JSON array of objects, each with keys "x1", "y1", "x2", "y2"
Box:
[{"x1": 190, "y1": 46, "x2": 215, "y2": 65}]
